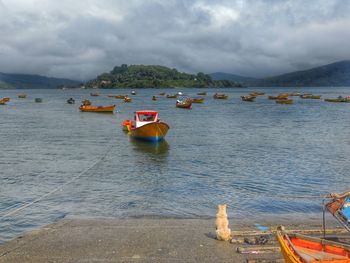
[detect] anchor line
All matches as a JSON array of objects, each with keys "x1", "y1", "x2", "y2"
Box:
[{"x1": 0, "y1": 144, "x2": 114, "y2": 219}]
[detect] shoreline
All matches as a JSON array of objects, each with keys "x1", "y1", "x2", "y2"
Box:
[{"x1": 0, "y1": 217, "x2": 346, "y2": 262}]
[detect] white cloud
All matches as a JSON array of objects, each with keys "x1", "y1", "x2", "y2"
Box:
[{"x1": 0, "y1": 0, "x2": 349, "y2": 79}]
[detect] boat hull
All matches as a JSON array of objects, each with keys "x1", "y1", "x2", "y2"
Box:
[
  {"x1": 276, "y1": 226, "x2": 350, "y2": 263},
  {"x1": 131, "y1": 122, "x2": 169, "y2": 141},
  {"x1": 79, "y1": 105, "x2": 115, "y2": 113}
]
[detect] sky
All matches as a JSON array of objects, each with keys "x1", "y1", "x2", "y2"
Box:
[{"x1": 0, "y1": 0, "x2": 349, "y2": 80}]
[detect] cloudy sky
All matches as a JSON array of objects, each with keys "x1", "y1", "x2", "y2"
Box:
[{"x1": 0, "y1": 0, "x2": 349, "y2": 80}]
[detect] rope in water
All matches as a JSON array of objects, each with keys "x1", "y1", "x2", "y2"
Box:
[{"x1": 0, "y1": 144, "x2": 113, "y2": 219}]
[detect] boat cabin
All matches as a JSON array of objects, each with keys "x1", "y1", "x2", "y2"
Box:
[{"x1": 135, "y1": 111, "x2": 159, "y2": 128}]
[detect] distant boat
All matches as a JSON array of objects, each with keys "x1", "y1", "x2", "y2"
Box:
[
  {"x1": 124, "y1": 96, "x2": 132, "y2": 102},
  {"x1": 241, "y1": 95, "x2": 255, "y2": 102},
  {"x1": 268, "y1": 94, "x2": 289, "y2": 100},
  {"x1": 250, "y1": 91, "x2": 264, "y2": 96},
  {"x1": 18, "y1": 93, "x2": 27, "y2": 98},
  {"x1": 177, "y1": 91, "x2": 183, "y2": 96},
  {"x1": 176, "y1": 99, "x2": 192, "y2": 109},
  {"x1": 79, "y1": 105, "x2": 115, "y2": 113},
  {"x1": 131, "y1": 91, "x2": 136, "y2": 95},
  {"x1": 35, "y1": 98, "x2": 42, "y2": 103},
  {"x1": 152, "y1": 96, "x2": 157, "y2": 101},
  {"x1": 300, "y1": 94, "x2": 321, "y2": 99},
  {"x1": 166, "y1": 94, "x2": 177, "y2": 98},
  {"x1": 197, "y1": 92, "x2": 207, "y2": 95},
  {"x1": 114, "y1": 95, "x2": 127, "y2": 99},
  {"x1": 190, "y1": 98, "x2": 205, "y2": 103},
  {"x1": 81, "y1": 99, "x2": 92, "y2": 106},
  {"x1": 213, "y1": 93, "x2": 228, "y2": 99},
  {"x1": 276, "y1": 99, "x2": 293, "y2": 104},
  {"x1": 276, "y1": 225, "x2": 350, "y2": 263},
  {"x1": 159, "y1": 92, "x2": 165, "y2": 96},
  {"x1": 0, "y1": 98, "x2": 7, "y2": 105},
  {"x1": 90, "y1": 92, "x2": 99, "y2": 96},
  {"x1": 325, "y1": 97, "x2": 350, "y2": 103},
  {"x1": 67, "y1": 98, "x2": 75, "y2": 104},
  {"x1": 2, "y1": 97, "x2": 10, "y2": 102},
  {"x1": 122, "y1": 110, "x2": 169, "y2": 141}
]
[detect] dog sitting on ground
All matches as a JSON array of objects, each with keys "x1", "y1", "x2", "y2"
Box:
[{"x1": 215, "y1": 204, "x2": 231, "y2": 241}]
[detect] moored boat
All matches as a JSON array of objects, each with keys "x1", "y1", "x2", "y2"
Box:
[
  {"x1": 81, "y1": 99, "x2": 92, "y2": 106},
  {"x1": 190, "y1": 98, "x2": 205, "y2": 103},
  {"x1": 2, "y1": 97, "x2": 10, "y2": 102},
  {"x1": 325, "y1": 97, "x2": 350, "y2": 103},
  {"x1": 276, "y1": 225, "x2": 350, "y2": 263},
  {"x1": 0, "y1": 99, "x2": 7, "y2": 105},
  {"x1": 131, "y1": 91, "x2": 136, "y2": 95},
  {"x1": 18, "y1": 93, "x2": 27, "y2": 98},
  {"x1": 152, "y1": 96, "x2": 157, "y2": 101},
  {"x1": 159, "y1": 92, "x2": 165, "y2": 96},
  {"x1": 213, "y1": 93, "x2": 228, "y2": 99},
  {"x1": 90, "y1": 92, "x2": 99, "y2": 96},
  {"x1": 176, "y1": 99, "x2": 192, "y2": 109},
  {"x1": 166, "y1": 94, "x2": 177, "y2": 98},
  {"x1": 269, "y1": 94, "x2": 289, "y2": 100},
  {"x1": 325, "y1": 191, "x2": 350, "y2": 232},
  {"x1": 35, "y1": 98, "x2": 42, "y2": 103},
  {"x1": 122, "y1": 111, "x2": 169, "y2": 141},
  {"x1": 79, "y1": 105, "x2": 115, "y2": 113},
  {"x1": 241, "y1": 95, "x2": 255, "y2": 102},
  {"x1": 124, "y1": 96, "x2": 132, "y2": 102},
  {"x1": 300, "y1": 94, "x2": 321, "y2": 99},
  {"x1": 197, "y1": 92, "x2": 207, "y2": 95},
  {"x1": 276, "y1": 99, "x2": 293, "y2": 104},
  {"x1": 67, "y1": 98, "x2": 75, "y2": 104}
]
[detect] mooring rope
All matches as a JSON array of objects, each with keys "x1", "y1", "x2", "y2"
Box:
[{"x1": 0, "y1": 144, "x2": 114, "y2": 219}]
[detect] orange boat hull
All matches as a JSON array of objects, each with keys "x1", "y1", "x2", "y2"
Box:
[
  {"x1": 79, "y1": 105, "x2": 115, "y2": 113},
  {"x1": 131, "y1": 122, "x2": 169, "y2": 141}
]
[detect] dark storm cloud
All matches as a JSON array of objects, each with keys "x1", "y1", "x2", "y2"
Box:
[{"x1": 0, "y1": 0, "x2": 349, "y2": 80}]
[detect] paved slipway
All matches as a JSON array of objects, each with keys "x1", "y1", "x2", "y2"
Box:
[{"x1": 0, "y1": 218, "x2": 345, "y2": 263}]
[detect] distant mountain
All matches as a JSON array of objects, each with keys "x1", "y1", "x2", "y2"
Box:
[
  {"x1": 0, "y1": 72, "x2": 80, "y2": 89},
  {"x1": 250, "y1": 60, "x2": 350, "y2": 87},
  {"x1": 210, "y1": 72, "x2": 256, "y2": 82}
]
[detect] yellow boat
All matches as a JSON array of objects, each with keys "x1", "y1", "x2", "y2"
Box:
[
  {"x1": 2, "y1": 97, "x2": 10, "y2": 102},
  {"x1": 79, "y1": 105, "x2": 115, "y2": 113},
  {"x1": 190, "y1": 98, "x2": 205, "y2": 103},
  {"x1": 122, "y1": 111, "x2": 169, "y2": 141},
  {"x1": 276, "y1": 226, "x2": 350, "y2": 263},
  {"x1": 0, "y1": 99, "x2": 6, "y2": 105}
]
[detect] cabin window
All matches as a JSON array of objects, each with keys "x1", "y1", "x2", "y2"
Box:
[{"x1": 138, "y1": 114, "x2": 156, "y2": 122}]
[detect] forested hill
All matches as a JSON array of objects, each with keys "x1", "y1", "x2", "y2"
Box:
[
  {"x1": 0, "y1": 72, "x2": 80, "y2": 89},
  {"x1": 85, "y1": 64, "x2": 244, "y2": 88}
]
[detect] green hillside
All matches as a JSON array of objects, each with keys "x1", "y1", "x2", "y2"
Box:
[{"x1": 85, "y1": 64, "x2": 243, "y2": 88}]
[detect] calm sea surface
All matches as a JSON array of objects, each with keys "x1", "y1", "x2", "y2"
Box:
[{"x1": 1, "y1": 87, "x2": 350, "y2": 242}]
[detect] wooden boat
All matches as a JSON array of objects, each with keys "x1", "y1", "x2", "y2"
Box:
[
  {"x1": 18, "y1": 93, "x2": 27, "y2": 98},
  {"x1": 131, "y1": 91, "x2": 136, "y2": 95},
  {"x1": 190, "y1": 98, "x2": 205, "y2": 103},
  {"x1": 124, "y1": 96, "x2": 132, "y2": 102},
  {"x1": 269, "y1": 94, "x2": 289, "y2": 100},
  {"x1": 152, "y1": 96, "x2": 157, "y2": 101},
  {"x1": 81, "y1": 99, "x2": 92, "y2": 106},
  {"x1": 241, "y1": 95, "x2": 255, "y2": 102},
  {"x1": 159, "y1": 92, "x2": 165, "y2": 96},
  {"x1": 250, "y1": 91, "x2": 264, "y2": 96},
  {"x1": 326, "y1": 191, "x2": 350, "y2": 232},
  {"x1": 300, "y1": 94, "x2": 321, "y2": 99},
  {"x1": 79, "y1": 105, "x2": 115, "y2": 113},
  {"x1": 0, "y1": 99, "x2": 6, "y2": 105},
  {"x1": 213, "y1": 93, "x2": 228, "y2": 99},
  {"x1": 35, "y1": 98, "x2": 42, "y2": 103},
  {"x1": 176, "y1": 99, "x2": 192, "y2": 109},
  {"x1": 114, "y1": 95, "x2": 126, "y2": 99},
  {"x1": 325, "y1": 97, "x2": 350, "y2": 103},
  {"x1": 276, "y1": 226, "x2": 350, "y2": 263},
  {"x1": 197, "y1": 92, "x2": 207, "y2": 95},
  {"x1": 107, "y1": 94, "x2": 117, "y2": 98},
  {"x1": 67, "y1": 98, "x2": 75, "y2": 104},
  {"x1": 90, "y1": 92, "x2": 99, "y2": 96},
  {"x1": 2, "y1": 97, "x2": 10, "y2": 102},
  {"x1": 122, "y1": 111, "x2": 169, "y2": 141},
  {"x1": 276, "y1": 99, "x2": 293, "y2": 104},
  {"x1": 166, "y1": 94, "x2": 178, "y2": 98},
  {"x1": 290, "y1": 92, "x2": 301, "y2": 96}
]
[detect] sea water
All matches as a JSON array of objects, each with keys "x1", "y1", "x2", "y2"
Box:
[{"x1": 1, "y1": 87, "x2": 350, "y2": 242}]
